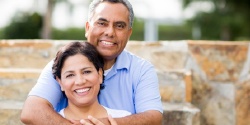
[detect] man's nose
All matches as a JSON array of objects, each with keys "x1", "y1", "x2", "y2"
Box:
[{"x1": 105, "y1": 25, "x2": 115, "y2": 38}]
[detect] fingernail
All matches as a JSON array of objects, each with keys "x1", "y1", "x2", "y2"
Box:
[
  {"x1": 88, "y1": 115, "x2": 92, "y2": 119},
  {"x1": 80, "y1": 119, "x2": 85, "y2": 124}
]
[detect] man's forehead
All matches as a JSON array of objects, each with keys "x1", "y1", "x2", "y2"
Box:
[
  {"x1": 92, "y1": 3, "x2": 129, "y2": 22},
  {"x1": 94, "y1": 2, "x2": 127, "y2": 14}
]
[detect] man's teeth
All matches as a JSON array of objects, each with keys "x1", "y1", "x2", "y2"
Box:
[
  {"x1": 75, "y1": 88, "x2": 90, "y2": 93},
  {"x1": 103, "y1": 41, "x2": 114, "y2": 45}
]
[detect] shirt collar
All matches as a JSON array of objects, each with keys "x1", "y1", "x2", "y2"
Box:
[{"x1": 114, "y1": 50, "x2": 130, "y2": 70}]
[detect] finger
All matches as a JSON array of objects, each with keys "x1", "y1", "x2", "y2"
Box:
[
  {"x1": 88, "y1": 115, "x2": 105, "y2": 125},
  {"x1": 80, "y1": 119, "x2": 94, "y2": 125},
  {"x1": 108, "y1": 115, "x2": 117, "y2": 125},
  {"x1": 69, "y1": 119, "x2": 77, "y2": 123},
  {"x1": 70, "y1": 119, "x2": 82, "y2": 124}
]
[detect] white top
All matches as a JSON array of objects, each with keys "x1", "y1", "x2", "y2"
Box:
[
  {"x1": 58, "y1": 106, "x2": 131, "y2": 118},
  {"x1": 104, "y1": 65, "x2": 114, "y2": 76}
]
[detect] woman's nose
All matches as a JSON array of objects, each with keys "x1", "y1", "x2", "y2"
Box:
[{"x1": 75, "y1": 75, "x2": 86, "y2": 85}]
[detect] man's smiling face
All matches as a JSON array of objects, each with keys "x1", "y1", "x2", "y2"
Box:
[{"x1": 85, "y1": 2, "x2": 132, "y2": 61}]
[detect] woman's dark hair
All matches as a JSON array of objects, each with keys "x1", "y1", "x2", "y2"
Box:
[{"x1": 52, "y1": 41, "x2": 105, "y2": 90}]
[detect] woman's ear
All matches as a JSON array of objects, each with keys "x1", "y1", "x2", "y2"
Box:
[
  {"x1": 98, "y1": 68, "x2": 103, "y2": 84},
  {"x1": 56, "y1": 77, "x2": 64, "y2": 91}
]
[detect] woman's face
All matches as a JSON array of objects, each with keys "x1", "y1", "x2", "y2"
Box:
[{"x1": 57, "y1": 54, "x2": 103, "y2": 107}]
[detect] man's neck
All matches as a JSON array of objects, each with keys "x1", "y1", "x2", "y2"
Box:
[{"x1": 104, "y1": 59, "x2": 116, "y2": 70}]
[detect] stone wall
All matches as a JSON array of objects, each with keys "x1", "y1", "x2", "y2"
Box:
[{"x1": 1, "y1": 40, "x2": 250, "y2": 125}]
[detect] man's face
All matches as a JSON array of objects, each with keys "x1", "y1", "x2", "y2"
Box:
[{"x1": 85, "y1": 2, "x2": 132, "y2": 61}]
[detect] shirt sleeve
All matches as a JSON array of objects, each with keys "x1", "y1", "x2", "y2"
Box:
[
  {"x1": 28, "y1": 60, "x2": 62, "y2": 109},
  {"x1": 134, "y1": 61, "x2": 163, "y2": 113}
]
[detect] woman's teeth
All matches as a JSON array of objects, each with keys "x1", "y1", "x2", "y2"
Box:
[{"x1": 75, "y1": 88, "x2": 90, "y2": 93}]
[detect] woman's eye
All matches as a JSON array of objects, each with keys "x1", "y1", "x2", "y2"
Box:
[
  {"x1": 66, "y1": 74, "x2": 74, "y2": 78},
  {"x1": 83, "y1": 70, "x2": 91, "y2": 74}
]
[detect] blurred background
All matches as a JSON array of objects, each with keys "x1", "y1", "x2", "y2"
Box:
[{"x1": 0, "y1": 0, "x2": 249, "y2": 41}]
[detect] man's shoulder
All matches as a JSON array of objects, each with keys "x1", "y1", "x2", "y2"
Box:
[
  {"x1": 122, "y1": 50, "x2": 153, "y2": 66},
  {"x1": 122, "y1": 50, "x2": 147, "y2": 61}
]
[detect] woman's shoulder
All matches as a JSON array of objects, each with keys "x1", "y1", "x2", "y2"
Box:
[
  {"x1": 103, "y1": 106, "x2": 131, "y2": 118},
  {"x1": 58, "y1": 108, "x2": 65, "y2": 118}
]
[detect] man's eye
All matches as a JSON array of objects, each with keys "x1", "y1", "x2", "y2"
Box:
[
  {"x1": 97, "y1": 22, "x2": 106, "y2": 26},
  {"x1": 116, "y1": 24, "x2": 125, "y2": 29}
]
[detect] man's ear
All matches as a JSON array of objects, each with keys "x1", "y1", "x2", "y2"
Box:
[
  {"x1": 85, "y1": 22, "x2": 90, "y2": 38},
  {"x1": 56, "y1": 77, "x2": 64, "y2": 91},
  {"x1": 128, "y1": 28, "x2": 133, "y2": 38}
]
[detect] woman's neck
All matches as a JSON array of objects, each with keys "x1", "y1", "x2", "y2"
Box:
[{"x1": 64, "y1": 101, "x2": 107, "y2": 120}]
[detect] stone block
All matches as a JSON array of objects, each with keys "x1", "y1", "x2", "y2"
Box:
[
  {"x1": 191, "y1": 71, "x2": 235, "y2": 125},
  {"x1": 158, "y1": 69, "x2": 192, "y2": 103},
  {"x1": 188, "y1": 41, "x2": 248, "y2": 82},
  {"x1": 236, "y1": 81, "x2": 250, "y2": 125},
  {"x1": 0, "y1": 109, "x2": 23, "y2": 125},
  {"x1": 0, "y1": 100, "x2": 23, "y2": 125},
  {"x1": 162, "y1": 102, "x2": 200, "y2": 125},
  {"x1": 0, "y1": 68, "x2": 40, "y2": 102},
  {"x1": 0, "y1": 40, "x2": 71, "y2": 69},
  {"x1": 126, "y1": 41, "x2": 189, "y2": 71}
]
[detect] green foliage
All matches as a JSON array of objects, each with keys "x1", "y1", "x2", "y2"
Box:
[
  {"x1": 190, "y1": 10, "x2": 250, "y2": 40},
  {"x1": 130, "y1": 18, "x2": 193, "y2": 41},
  {"x1": 3, "y1": 12, "x2": 42, "y2": 39},
  {"x1": 130, "y1": 18, "x2": 144, "y2": 41},
  {"x1": 158, "y1": 24, "x2": 192, "y2": 40},
  {"x1": 51, "y1": 28, "x2": 85, "y2": 40},
  {"x1": 183, "y1": 0, "x2": 250, "y2": 40},
  {"x1": 0, "y1": 28, "x2": 4, "y2": 39}
]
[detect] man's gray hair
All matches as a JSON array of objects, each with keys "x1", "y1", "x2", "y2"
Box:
[{"x1": 88, "y1": 0, "x2": 134, "y2": 28}]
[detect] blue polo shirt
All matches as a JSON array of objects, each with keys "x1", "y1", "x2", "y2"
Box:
[{"x1": 29, "y1": 50, "x2": 163, "y2": 114}]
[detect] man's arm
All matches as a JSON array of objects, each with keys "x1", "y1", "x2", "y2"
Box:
[
  {"x1": 20, "y1": 96, "x2": 72, "y2": 125},
  {"x1": 86, "y1": 110, "x2": 162, "y2": 125},
  {"x1": 115, "y1": 110, "x2": 162, "y2": 125},
  {"x1": 20, "y1": 60, "x2": 72, "y2": 124}
]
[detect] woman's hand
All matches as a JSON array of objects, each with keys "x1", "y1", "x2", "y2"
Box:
[
  {"x1": 80, "y1": 115, "x2": 117, "y2": 125},
  {"x1": 108, "y1": 115, "x2": 117, "y2": 125}
]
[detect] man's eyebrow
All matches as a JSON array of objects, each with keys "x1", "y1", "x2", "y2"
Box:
[
  {"x1": 116, "y1": 21, "x2": 127, "y2": 25},
  {"x1": 97, "y1": 18, "x2": 128, "y2": 27},
  {"x1": 98, "y1": 17, "x2": 108, "y2": 22}
]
